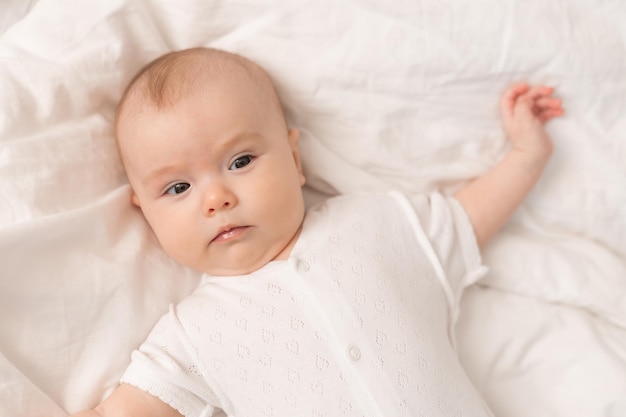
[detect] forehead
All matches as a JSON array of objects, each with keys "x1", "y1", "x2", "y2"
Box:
[
  {"x1": 119, "y1": 73, "x2": 274, "y2": 138},
  {"x1": 116, "y1": 77, "x2": 286, "y2": 169},
  {"x1": 118, "y1": 62, "x2": 281, "y2": 135},
  {"x1": 115, "y1": 51, "x2": 287, "y2": 167}
]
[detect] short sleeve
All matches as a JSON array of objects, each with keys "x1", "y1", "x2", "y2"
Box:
[
  {"x1": 120, "y1": 306, "x2": 221, "y2": 417},
  {"x1": 407, "y1": 192, "x2": 488, "y2": 305}
]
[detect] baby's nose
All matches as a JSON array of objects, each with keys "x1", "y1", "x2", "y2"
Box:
[{"x1": 203, "y1": 185, "x2": 237, "y2": 216}]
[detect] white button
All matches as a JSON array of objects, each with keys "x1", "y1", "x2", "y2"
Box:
[
  {"x1": 298, "y1": 260, "x2": 310, "y2": 272},
  {"x1": 348, "y1": 346, "x2": 361, "y2": 361}
]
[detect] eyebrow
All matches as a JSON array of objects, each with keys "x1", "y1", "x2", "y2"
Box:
[
  {"x1": 142, "y1": 165, "x2": 180, "y2": 187},
  {"x1": 141, "y1": 131, "x2": 263, "y2": 187}
]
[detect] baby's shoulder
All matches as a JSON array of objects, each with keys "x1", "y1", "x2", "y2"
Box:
[{"x1": 301, "y1": 191, "x2": 425, "y2": 244}]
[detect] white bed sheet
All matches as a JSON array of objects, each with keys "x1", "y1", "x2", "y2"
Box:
[{"x1": 1, "y1": 0, "x2": 625, "y2": 416}]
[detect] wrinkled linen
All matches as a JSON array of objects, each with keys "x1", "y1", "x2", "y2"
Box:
[{"x1": 1, "y1": 1, "x2": 625, "y2": 416}]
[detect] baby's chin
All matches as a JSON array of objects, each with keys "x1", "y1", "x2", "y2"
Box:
[
  {"x1": 199, "y1": 230, "x2": 301, "y2": 277},
  {"x1": 186, "y1": 228, "x2": 302, "y2": 277}
]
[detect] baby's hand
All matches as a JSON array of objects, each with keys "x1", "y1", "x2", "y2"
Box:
[
  {"x1": 455, "y1": 83, "x2": 564, "y2": 247},
  {"x1": 500, "y1": 83, "x2": 564, "y2": 164}
]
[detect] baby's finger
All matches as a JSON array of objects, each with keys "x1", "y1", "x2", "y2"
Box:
[
  {"x1": 500, "y1": 82, "x2": 529, "y2": 115},
  {"x1": 526, "y1": 85, "x2": 555, "y2": 101},
  {"x1": 505, "y1": 83, "x2": 530, "y2": 101},
  {"x1": 538, "y1": 107, "x2": 565, "y2": 123},
  {"x1": 535, "y1": 97, "x2": 563, "y2": 110}
]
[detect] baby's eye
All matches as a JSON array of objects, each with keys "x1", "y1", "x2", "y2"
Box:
[
  {"x1": 229, "y1": 155, "x2": 254, "y2": 170},
  {"x1": 165, "y1": 183, "x2": 191, "y2": 195}
]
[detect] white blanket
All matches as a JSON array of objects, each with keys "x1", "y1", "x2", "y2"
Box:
[{"x1": 1, "y1": 1, "x2": 625, "y2": 416}]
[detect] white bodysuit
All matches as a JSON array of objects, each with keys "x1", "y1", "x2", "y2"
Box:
[{"x1": 121, "y1": 192, "x2": 492, "y2": 417}]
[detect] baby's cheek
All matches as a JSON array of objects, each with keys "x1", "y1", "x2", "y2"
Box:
[{"x1": 149, "y1": 219, "x2": 186, "y2": 257}]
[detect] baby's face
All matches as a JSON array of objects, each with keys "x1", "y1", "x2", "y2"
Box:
[{"x1": 117, "y1": 79, "x2": 306, "y2": 276}]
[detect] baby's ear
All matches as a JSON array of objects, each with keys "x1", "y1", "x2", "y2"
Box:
[
  {"x1": 131, "y1": 192, "x2": 141, "y2": 207},
  {"x1": 288, "y1": 127, "x2": 300, "y2": 148},
  {"x1": 288, "y1": 128, "x2": 306, "y2": 186}
]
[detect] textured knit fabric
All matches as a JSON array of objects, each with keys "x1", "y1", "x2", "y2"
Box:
[{"x1": 121, "y1": 192, "x2": 491, "y2": 417}]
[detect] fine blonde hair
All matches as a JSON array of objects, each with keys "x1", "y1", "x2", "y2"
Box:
[{"x1": 115, "y1": 47, "x2": 285, "y2": 136}]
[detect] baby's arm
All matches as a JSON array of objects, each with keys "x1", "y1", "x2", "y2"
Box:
[
  {"x1": 454, "y1": 83, "x2": 564, "y2": 247},
  {"x1": 70, "y1": 383, "x2": 183, "y2": 417}
]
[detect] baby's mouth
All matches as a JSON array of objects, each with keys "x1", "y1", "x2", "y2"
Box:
[{"x1": 211, "y1": 226, "x2": 249, "y2": 243}]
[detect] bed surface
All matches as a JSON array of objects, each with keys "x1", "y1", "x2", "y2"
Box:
[{"x1": 1, "y1": 1, "x2": 625, "y2": 416}]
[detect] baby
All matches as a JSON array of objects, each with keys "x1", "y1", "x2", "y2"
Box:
[{"x1": 73, "y1": 47, "x2": 563, "y2": 417}]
